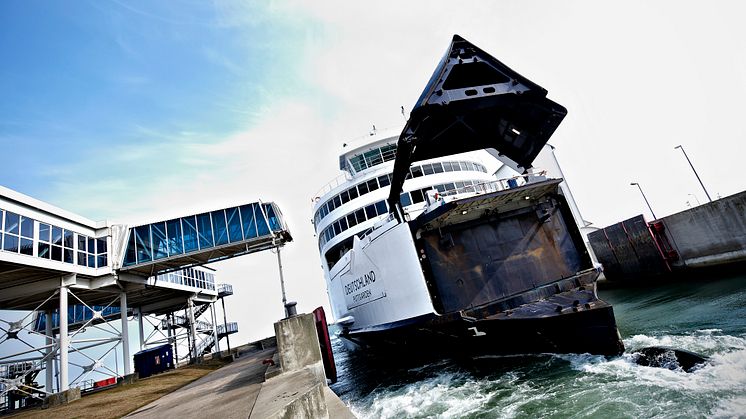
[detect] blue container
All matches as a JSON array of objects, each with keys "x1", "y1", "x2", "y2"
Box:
[{"x1": 133, "y1": 344, "x2": 174, "y2": 378}]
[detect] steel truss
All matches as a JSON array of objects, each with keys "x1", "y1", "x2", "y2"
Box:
[{"x1": 0, "y1": 286, "x2": 132, "y2": 412}]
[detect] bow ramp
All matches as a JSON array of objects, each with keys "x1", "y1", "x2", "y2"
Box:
[{"x1": 116, "y1": 202, "x2": 292, "y2": 277}]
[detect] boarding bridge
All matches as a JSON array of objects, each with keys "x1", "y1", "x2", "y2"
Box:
[{"x1": 0, "y1": 185, "x2": 292, "y2": 411}]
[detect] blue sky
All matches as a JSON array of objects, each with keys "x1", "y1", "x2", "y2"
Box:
[
  {"x1": 2, "y1": 1, "x2": 746, "y2": 344},
  {"x1": 1, "y1": 1, "x2": 325, "y2": 217}
]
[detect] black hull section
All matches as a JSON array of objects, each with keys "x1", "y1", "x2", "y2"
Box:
[
  {"x1": 342, "y1": 304, "x2": 623, "y2": 358},
  {"x1": 342, "y1": 282, "x2": 624, "y2": 358}
]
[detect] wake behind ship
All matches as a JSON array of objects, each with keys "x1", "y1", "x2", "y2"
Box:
[{"x1": 312, "y1": 35, "x2": 624, "y2": 357}]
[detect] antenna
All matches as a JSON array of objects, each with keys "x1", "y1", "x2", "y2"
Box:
[
  {"x1": 401, "y1": 106, "x2": 407, "y2": 121},
  {"x1": 370, "y1": 124, "x2": 376, "y2": 136}
]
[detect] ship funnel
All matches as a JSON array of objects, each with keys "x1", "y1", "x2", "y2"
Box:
[{"x1": 387, "y1": 34, "x2": 567, "y2": 212}]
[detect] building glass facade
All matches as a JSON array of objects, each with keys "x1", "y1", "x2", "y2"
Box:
[{"x1": 1, "y1": 207, "x2": 108, "y2": 268}]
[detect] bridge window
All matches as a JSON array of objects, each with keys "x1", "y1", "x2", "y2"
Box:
[
  {"x1": 182, "y1": 216, "x2": 199, "y2": 253},
  {"x1": 166, "y1": 219, "x2": 183, "y2": 255},
  {"x1": 212, "y1": 210, "x2": 229, "y2": 246},
  {"x1": 152, "y1": 222, "x2": 168, "y2": 260},
  {"x1": 197, "y1": 213, "x2": 214, "y2": 249},
  {"x1": 226, "y1": 208, "x2": 242, "y2": 243},
  {"x1": 135, "y1": 225, "x2": 152, "y2": 263}
]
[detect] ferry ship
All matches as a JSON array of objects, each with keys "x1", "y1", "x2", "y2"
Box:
[{"x1": 312, "y1": 35, "x2": 624, "y2": 357}]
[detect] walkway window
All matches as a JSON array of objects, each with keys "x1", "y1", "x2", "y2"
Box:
[
  {"x1": 166, "y1": 219, "x2": 183, "y2": 256},
  {"x1": 152, "y1": 222, "x2": 168, "y2": 260},
  {"x1": 182, "y1": 216, "x2": 199, "y2": 253},
  {"x1": 135, "y1": 225, "x2": 152, "y2": 263},
  {"x1": 254, "y1": 205, "x2": 270, "y2": 236},
  {"x1": 226, "y1": 208, "x2": 242, "y2": 243},
  {"x1": 196, "y1": 213, "x2": 214, "y2": 249},
  {"x1": 212, "y1": 210, "x2": 230, "y2": 246},
  {"x1": 240, "y1": 204, "x2": 257, "y2": 239}
]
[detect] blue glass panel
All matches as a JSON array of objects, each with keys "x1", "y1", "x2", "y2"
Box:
[
  {"x1": 4, "y1": 212, "x2": 19, "y2": 234},
  {"x1": 97, "y1": 254, "x2": 107, "y2": 268},
  {"x1": 39, "y1": 223, "x2": 50, "y2": 242},
  {"x1": 135, "y1": 225, "x2": 152, "y2": 263},
  {"x1": 88, "y1": 254, "x2": 95, "y2": 267},
  {"x1": 196, "y1": 213, "x2": 214, "y2": 249},
  {"x1": 38, "y1": 243, "x2": 50, "y2": 259},
  {"x1": 240, "y1": 204, "x2": 257, "y2": 239},
  {"x1": 264, "y1": 204, "x2": 282, "y2": 232},
  {"x1": 182, "y1": 216, "x2": 198, "y2": 253},
  {"x1": 63, "y1": 230, "x2": 74, "y2": 248},
  {"x1": 400, "y1": 193, "x2": 412, "y2": 207},
  {"x1": 97, "y1": 237, "x2": 107, "y2": 254},
  {"x1": 51, "y1": 245, "x2": 62, "y2": 261},
  {"x1": 3, "y1": 234, "x2": 18, "y2": 252},
  {"x1": 211, "y1": 210, "x2": 229, "y2": 246},
  {"x1": 365, "y1": 204, "x2": 376, "y2": 219},
  {"x1": 78, "y1": 235, "x2": 87, "y2": 252},
  {"x1": 77, "y1": 252, "x2": 86, "y2": 266},
  {"x1": 123, "y1": 231, "x2": 136, "y2": 266},
  {"x1": 20, "y1": 216, "x2": 33, "y2": 238},
  {"x1": 52, "y1": 226, "x2": 62, "y2": 245},
  {"x1": 375, "y1": 201, "x2": 387, "y2": 215},
  {"x1": 166, "y1": 219, "x2": 183, "y2": 256},
  {"x1": 152, "y1": 222, "x2": 168, "y2": 260},
  {"x1": 254, "y1": 205, "x2": 270, "y2": 236},
  {"x1": 64, "y1": 248, "x2": 73, "y2": 264},
  {"x1": 226, "y1": 207, "x2": 242, "y2": 243}
]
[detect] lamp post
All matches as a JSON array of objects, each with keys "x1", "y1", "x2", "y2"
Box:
[
  {"x1": 675, "y1": 145, "x2": 712, "y2": 202},
  {"x1": 630, "y1": 182, "x2": 657, "y2": 219}
]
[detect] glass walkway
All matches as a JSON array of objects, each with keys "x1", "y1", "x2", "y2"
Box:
[{"x1": 119, "y1": 202, "x2": 292, "y2": 277}]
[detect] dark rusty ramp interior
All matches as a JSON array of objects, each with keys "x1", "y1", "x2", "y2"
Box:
[{"x1": 417, "y1": 181, "x2": 591, "y2": 313}]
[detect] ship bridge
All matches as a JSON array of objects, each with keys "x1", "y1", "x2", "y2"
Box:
[{"x1": 0, "y1": 185, "x2": 292, "y2": 408}]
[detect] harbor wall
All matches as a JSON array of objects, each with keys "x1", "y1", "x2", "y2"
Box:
[
  {"x1": 662, "y1": 190, "x2": 746, "y2": 269},
  {"x1": 589, "y1": 190, "x2": 746, "y2": 281}
]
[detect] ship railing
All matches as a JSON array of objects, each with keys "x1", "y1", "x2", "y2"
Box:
[
  {"x1": 313, "y1": 173, "x2": 352, "y2": 203},
  {"x1": 440, "y1": 170, "x2": 549, "y2": 199}
]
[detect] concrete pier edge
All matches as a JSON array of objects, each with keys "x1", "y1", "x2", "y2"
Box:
[{"x1": 249, "y1": 312, "x2": 354, "y2": 419}]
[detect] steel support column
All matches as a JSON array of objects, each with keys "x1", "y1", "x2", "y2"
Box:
[
  {"x1": 210, "y1": 303, "x2": 220, "y2": 355},
  {"x1": 59, "y1": 285, "x2": 69, "y2": 391},
  {"x1": 120, "y1": 292, "x2": 131, "y2": 376},
  {"x1": 169, "y1": 314, "x2": 178, "y2": 365},
  {"x1": 187, "y1": 298, "x2": 197, "y2": 360},
  {"x1": 45, "y1": 309, "x2": 54, "y2": 393},
  {"x1": 137, "y1": 308, "x2": 145, "y2": 351},
  {"x1": 221, "y1": 297, "x2": 231, "y2": 354}
]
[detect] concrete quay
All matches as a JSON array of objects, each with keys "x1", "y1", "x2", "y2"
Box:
[{"x1": 128, "y1": 313, "x2": 354, "y2": 419}]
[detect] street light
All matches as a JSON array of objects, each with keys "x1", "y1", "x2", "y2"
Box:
[
  {"x1": 630, "y1": 182, "x2": 658, "y2": 219},
  {"x1": 675, "y1": 145, "x2": 712, "y2": 202}
]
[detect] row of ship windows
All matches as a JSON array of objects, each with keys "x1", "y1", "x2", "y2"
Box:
[
  {"x1": 317, "y1": 179, "x2": 490, "y2": 249},
  {"x1": 315, "y1": 159, "x2": 488, "y2": 225},
  {"x1": 123, "y1": 203, "x2": 283, "y2": 266},
  {"x1": 348, "y1": 143, "x2": 398, "y2": 173},
  {"x1": 0, "y1": 208, "x2": 108, "y2": 268},
  {"x1": 156, "y1": 268, "x2": 216, "y2": 291}
]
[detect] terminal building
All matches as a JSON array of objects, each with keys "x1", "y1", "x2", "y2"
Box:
[{"x1": 0, "y1": 185, "x2": 292, "y2": 411}]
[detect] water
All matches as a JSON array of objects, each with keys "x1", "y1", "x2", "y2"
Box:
[{"x1": 330, "y1": 274, "x2": 746, "y2": 418}]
